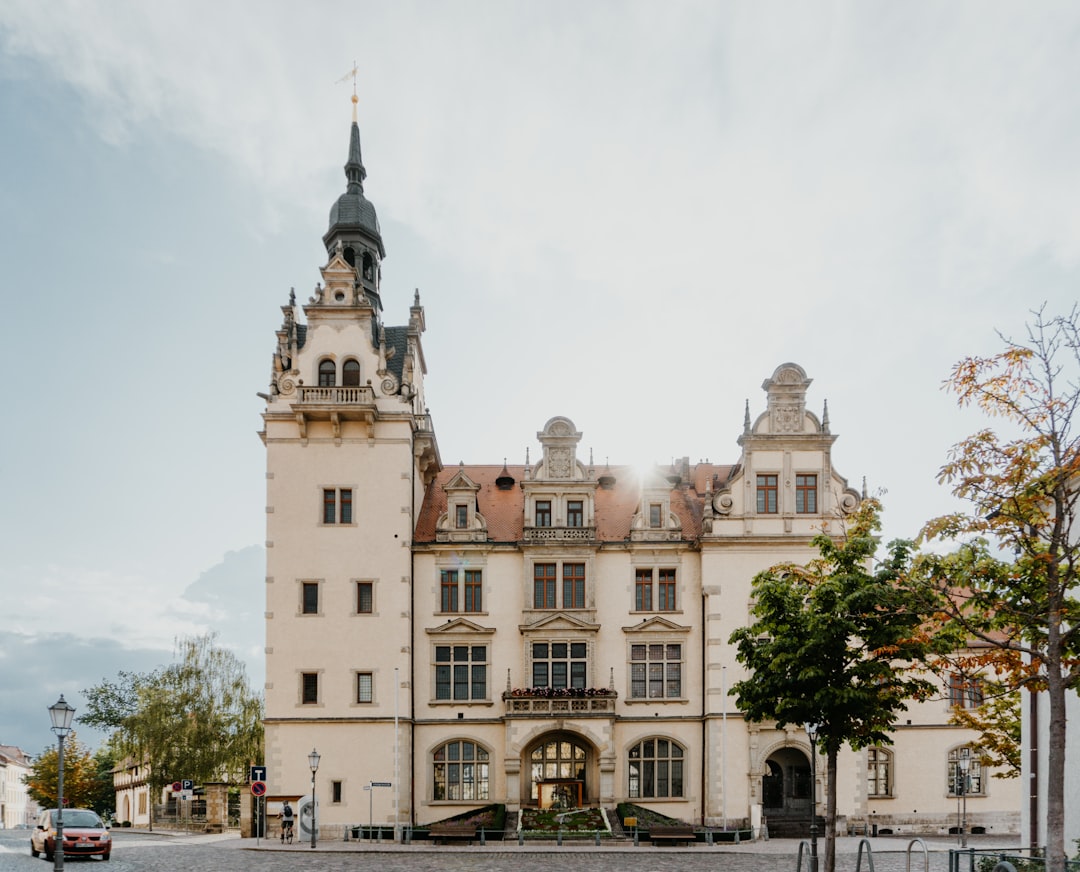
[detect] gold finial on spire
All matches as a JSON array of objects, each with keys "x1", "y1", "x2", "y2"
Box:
[{"x1": 337, "y1": 61, "x2": 360, "y2": 121}]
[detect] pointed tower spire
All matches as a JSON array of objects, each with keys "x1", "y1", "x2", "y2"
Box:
[
  {"x1": 743, "y1": 400, "x2": 751, "y2": 436},
  {"x1": 822, "y1": 399, "x2": 831, "y2": 433}
]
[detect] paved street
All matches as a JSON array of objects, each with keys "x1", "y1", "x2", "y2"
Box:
[{"x1": 0, "y1": 827, "x2": 1020, "y2": 872}]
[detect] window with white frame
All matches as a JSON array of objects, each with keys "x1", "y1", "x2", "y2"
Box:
[
  {"x1": 867, "y1": 747, "x2": 892, "y2": 796},
  {"x1": 629, "y1": 643, "x2": 682, "y2": 699},
  {"x1": 948, "y1": 746, "x2": 983, "y2": 796},
  {"x1": 433, "y1": 740, "x2": 489, "y2": 801},
  {"x1": 628, "y1": 737, "x2": 684, "y2": 798},
  {"x1": 434, "y1": 644, "x2": 488, "y2": 701}
]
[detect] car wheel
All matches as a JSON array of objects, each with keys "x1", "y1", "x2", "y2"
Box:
[
  {"x1": 44, "y1": 850, "x2": 54, "y2": 861},
  {"x1": 102, "y1": 851, "x2": 111, "y2": 861},
  {"x1": 30, "y1": 841, "x2": 39, "y2": 858}
]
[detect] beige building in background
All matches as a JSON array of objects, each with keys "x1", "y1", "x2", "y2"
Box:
[
  {"x1": 0, "y1": 744, "x2": 35, "y2": 828},
  {"x1": 260, "y1": 109, "x2": 1019, "y2": 838}
]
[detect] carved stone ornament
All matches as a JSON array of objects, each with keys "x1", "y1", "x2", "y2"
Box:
[
  {"x1": 774, "y1": 404, "x2": 801, "y2": 432},
  {"x1": 380, "y1": 374, "x2": 399, "y2": 396},
  {"x1": 277, "y1": 375, "x2": 297, "y2": 397},
  {"x1": 548, "y1": 447, "x2": 572, "y2": 478},
  {"x1": 713, "y1": 492, "x2": 734, "y2": 515}
]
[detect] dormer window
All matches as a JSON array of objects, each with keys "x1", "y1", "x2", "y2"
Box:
[
  {"x1": 567, "y1": 500, "x2": 583, "y2": 528},
  {"x1": 318, "y1": 359, "x2": 336, "y2": 387},
  {"x1": 455, "y1": 504, "x2": 468, "y2": 529},
  {"x1": 536, "y1": 500, "x2": 552, "y2": 527},
  {"x1": 649, "y1": 504, "x2": 663, "y2": 528},
  {"x1": 342, "y1": 359, "x2": 361, "y2": 387}
]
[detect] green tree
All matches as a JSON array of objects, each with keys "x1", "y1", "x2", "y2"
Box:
[
  {"x1": 87, "y1": 746, "x2": 119, "y2": 817},
  {"x1": 729, "y1": 499, "x2": 941, "y2": 872},
  {"x1": 81, "y1": 632, "x2": 263, "y2": 829},
  {"x1": 24, "y1": 731, "x2": 101, "y2": 810},
  {"x1": 917, "y1": 306, "x2": 1080, "y2": 870},
  {"x1": 947, "y1": 677, "x2": 1021, "y2": 778}
]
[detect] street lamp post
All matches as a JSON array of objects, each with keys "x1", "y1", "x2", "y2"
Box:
[
  {"x1": 48, "y1": 695, "x2": 76, "y2": 872},
  {"x1": 958, "y1": 748, "x2": 971, "y2": 848},
  {"x1": 805, "y1": 723, "x2": 820, "y2": 872},
  {"x1": 308, "y1": 748, "x2": 320, "y2": 849}
]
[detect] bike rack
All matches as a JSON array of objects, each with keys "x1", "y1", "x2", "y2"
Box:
[
  {"x1": 855, "y1": 838, "x2": 877, "y2": 872},
  {"x1": 906, "y1": 838, "x2": 929, "y2": 872}
]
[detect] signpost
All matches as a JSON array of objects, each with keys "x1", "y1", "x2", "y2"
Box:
[{"x1": 365, "y1": 782, "x2": 392, "y2": 841}]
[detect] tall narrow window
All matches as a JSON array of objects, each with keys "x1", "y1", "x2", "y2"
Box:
[
  {"x1": 948, "y1": 746, "x2": 983, "y2": 795},
  {"x1": 464, "y1": 570, "x2": 483, "y2": 612},
  {"x1": 649, "y1": 503, "x2": 663, "y2": 528},
  {"x1": 563, "y1": 563, "x2": 585, "y2": 608},
  {"x1": 867, "y1": 748, "x2": 892, "y2": 796},
  {"x1": 323, "y1": 489, "x2": 337, "y2": 524},
  {"x1": 658, "y1": 569, "x2": 677, "y2": 611},
  {"x1": 567, "y1": 500, "x2": 584, "y2": 528},
  {"x1": 440, "y1": 570, "x2": 459, "y2": 612},
  {"x1": 434, "y1": 645, "x2": 487, "y2": 701},
  {"x1": 339, "y1": 489, "x2": 352, "y2": 523},
  {"x1": 342, "y1": 359, "x2": 361, "y2": 386},
  {"x1": 630, "y1": 644, "x2": 682, "y2": 699},
  {"x1": 356, "y1": 581, "x2": 373, "y2": 614},
  {"x1": 318, "y1": 359, "x2": 336, "y2": 387},
  {"x1": 332, "y1": 781, "x2": 343, "y2": 803},
  {"x1": 948, "y1": 673, "x2": 984, "y2": 709},
  {"x1": 356, "y1": 672, "x2": 373, "y2": 703},
  {"x1": 301, "y1": 672, "x2": 319, "y2": 704},
  {"x1": 535, "y1": 500, "x2": 552, "y2": 527},
  {"x1": 635, "y1": 569, "x2": 653, "y2": 611},
  {"x1": 534, "y1": 564, "x2": 556, "y2": 609},
  {"x1": 301, "y1": 581, "x2": 319, "y2": 615},
  {"x1": 455, "y1": 504, "x2": 468, "y2": 528},
  {"x1": 795, "y1": 474, "x2": 817, "y2": 513},
  {"x1": 756, "y1": 475, "x2": 779, "y2": 513}
]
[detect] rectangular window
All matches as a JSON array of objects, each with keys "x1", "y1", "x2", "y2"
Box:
[
  {"x1": 867, "y1": 748, "x2": 892, "y2": 797},
  {"x1": 356, "y1": 581, "x2": 373, "y2": 614},
  {"x1": 756, "y1": 475, "x2": 779, "y2": 514},
  {"x1": 534, "y1": 563, "x2": 556, "y2": 608},
  {"x1": 796, "y1": 474, "x2": 817, "y2": 513},
  {"x1": 949, "y1": 674, "x2": 984, "y2": 709},
  {"x1": 440, "y1": 570, "x2": 459, "y2": 612},
  {"x1": 301, "y1": 581, "x2": 319, "y2": 615},
  {"x1": 658, "y1": 569, "x2": 677, "y2": 611},
  {"x1": 323, "y1": 488, "x2": 353, "y2": 524},
  {"x1": 464, "y1": 570, "x2": 483, "y2": 612},
  {"x1": 948, "y1": 748, "x2": 983, "y2": 795},
  {"x1": 434, "y1": 645, "x2": 487, "y2": 701},
  {"x1": 630, "y1": 643, "x2": 682, "y2": 699},
  {"x1": 455, "y1": 504, "x2": 468, "y2": 528},
  {"x1": 301, "y1": 672, "x2": 319, "y2": 705},
  {"x1": 567, "y1": 500, "x2": 584, "y2": 528},
  {"x1": 332, "y1": 781, "x2": 343, "y2": 803},
  {"x1": 649, "y1": 503, "x2": 663, "y2": 528},
  {"x1": 563, "y1": 563, "x2": 585, "y2": 608},
  {"x1": 532, "y1": 641, "x2": 587, "y2": 690},
  {"x1": 535, "y1": 500, "x2": 552, "y2": 527},
  {"x1": 356, "y1": 672, "x2": 373, "y2": 703},
  {"x1": 635, "y1": 569, "x2": 653, "y2": 611}
]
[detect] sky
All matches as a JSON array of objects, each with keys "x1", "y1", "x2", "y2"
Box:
[{"x1": 1, "y1": 1, "x2": 1078, "y2": 757}]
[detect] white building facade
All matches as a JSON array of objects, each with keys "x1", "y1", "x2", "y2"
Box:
[
  {"x1": 261, "y1": 111, "x2": 1019, "y2": 838},
  {"x1": 0, "y1": 745, "x2": 35, "y2": 828}
]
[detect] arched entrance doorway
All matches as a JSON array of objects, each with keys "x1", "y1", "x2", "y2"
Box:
[
  {"x1": 526, "y1": 733, "x2": 591, "y2": 808},
  {"x1": 762, "y1": 746, "x2": 813, "y2": 831}
]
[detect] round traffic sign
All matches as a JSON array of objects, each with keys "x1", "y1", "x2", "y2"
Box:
[
  {"x1": 251, "y1": 780, "x2": 267, "y2": 797},
  {"x1": 172, "y1": 781, "x2": 182, "y2": 792}
]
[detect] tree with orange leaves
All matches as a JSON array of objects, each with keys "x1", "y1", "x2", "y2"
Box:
[{"x1": 917, "y1": 305, "x2": 1080, "y2": 870}]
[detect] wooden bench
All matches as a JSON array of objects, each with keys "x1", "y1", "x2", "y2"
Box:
[
  {"x1": 428, "y1": 823, "x2": 478, "y2": 845},
  {"x1": 648, "y1": 825, "x2": 696, "y2": 846}
]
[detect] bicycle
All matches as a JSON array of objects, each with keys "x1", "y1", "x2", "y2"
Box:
[{"x1": 281, "y1": 819, "x2": 294, "y2": 844}]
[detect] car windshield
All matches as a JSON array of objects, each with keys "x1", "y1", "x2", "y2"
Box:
[{"x1": 50, "y1": 810, "x2": 103, "y2": 828}]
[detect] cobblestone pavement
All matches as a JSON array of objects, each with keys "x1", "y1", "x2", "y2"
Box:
[{"x1": 0, "y1": 828, "x2": 1021, "y2": 872}]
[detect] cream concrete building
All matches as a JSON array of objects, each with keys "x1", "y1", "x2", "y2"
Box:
[
  {"x1": 261, "y1": 110, "x2": 1019, "y2": 839},
  {"x1": 0, "y1": 745, "x2": 34, "y2": 828}
]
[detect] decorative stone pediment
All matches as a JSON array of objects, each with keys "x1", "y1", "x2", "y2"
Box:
[
  {"x1": 425, "y1": 617, "x2": 495, "y2": 636},
  {"x1": 519, "y1": 612, "x2": 600, "y2": 634},
  {"x1": 621, "y1": 616, "x2": 691, "y2": 634},
  {"x1": 534, "y1": 416, "x2": 585, "y2": 480}
]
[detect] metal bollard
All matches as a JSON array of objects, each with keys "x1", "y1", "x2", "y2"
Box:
[
  {"x1": 634, "y1": 828, "x2": 639, "y2": 847},
  {"x1": 735, "y1": 829, "x2": 740, "y2": 845},
  {"x1": 518, "y1": 830, "x2": 524, "y2": 846},
  {"x1": 595, "y1": 830, "x2": 600, "y2": 846},
  {"x1": 480, "y1": 828, "x2": 486, "y2": 846},
  {"x1": 706, "y1": 830, "x2": 713, "y2": 846},
  {"x1": 558, "y1": 830, "x2": 563, "y2": 847},
  {"x1": 343, "y1": 825, "x2": 349, "y2": 841}
]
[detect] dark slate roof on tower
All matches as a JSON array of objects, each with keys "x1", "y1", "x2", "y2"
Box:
[
  {"x1": 385, "y1": 326, "x2": 408, "y2": 384},
  {"x1": 326, "y1": 121, "x2": 385, "y2": 255}
]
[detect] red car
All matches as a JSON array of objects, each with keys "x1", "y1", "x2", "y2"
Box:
[{"x1": 31, "y1": 808, "x2": 111, "y2": 861}]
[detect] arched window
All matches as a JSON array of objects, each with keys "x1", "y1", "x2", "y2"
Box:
[
  {"x1": 342, "y1": 359, "x2": 361, "y2": 387},
  {"x1": 432, "y1": 740, "x2": 489, "y2": 801},
  {"x1": 867, "y1": 747, "x2": 893, "y2": 797},
  {"x1": 362, "y1": 251, "x2": 374, "y2": 280},
  {"x1": 342, "y1": 246, "x2": 356, "y2": 268},
  {"x1": 318, "y1": 359, "x2": 336, "y2": 387},
  {"x1": 628, "y1": 737, "x2": 684, "y2": 799},
  {"x1": 947, "y1": 745, "x2": 983, "y2": 796},
  {"x1": 530, "y1": 738, "x2": 586, "y2": 801}
]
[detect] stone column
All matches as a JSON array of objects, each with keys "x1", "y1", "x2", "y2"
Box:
[{"x1": 203, "y1": 782, "x2": 227, "y2": 834}]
